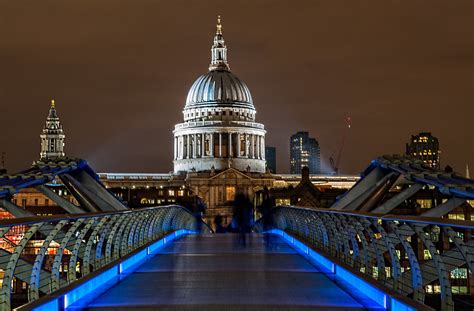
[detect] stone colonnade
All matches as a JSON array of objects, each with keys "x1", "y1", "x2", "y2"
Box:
[{"x1": 174, "y1": 132, "x2": 265, "y2": 161}]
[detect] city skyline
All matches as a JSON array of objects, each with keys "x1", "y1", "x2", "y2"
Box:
[{"x1": 0, "y1": 0, "x2": 472, "y2": 174}]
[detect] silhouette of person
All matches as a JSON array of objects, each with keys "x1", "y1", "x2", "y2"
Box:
[
  {"x1": 233, "y1": 193, "x2": 253, "y2": 247},
  {"x1": 214, "y1": 215, "x2": 226, "y2": 233}
]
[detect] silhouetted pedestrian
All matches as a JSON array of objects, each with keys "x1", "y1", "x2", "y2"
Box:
[
  {"x1": 214, "y1": 215, "x2": 226, "y2": 233},
  {"x1": 233, "y1": 193, "x2": 253, "y2": 247}
]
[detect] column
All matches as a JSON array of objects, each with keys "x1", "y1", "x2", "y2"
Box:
[
  {"x1": 193, "y1": 134, "x2": 197, "y2": 158},
  {"x1": 219, "y1": 133, "x2": 222, "y2": 157},
  {"x1": 261, "y1": 136, "x2": 265, "y2": 160},
  {"x1": 236, "y1": 133, "x2": 241, "y2": 157},
  {"x1": 229, "y1": 132, "x2": 233, "y2": 157},
  {"x1": 245, "y1": 134, "x2": 249, "y2": 157},
  {"x1": 202, "y1": 133, "x2": 205, "y2": 157},
  {"x1": 255, "y1": 135, "x2": 259, "y2": 159},
  {"x1": 186, "y1": 135, "x2": 190, "y2": 159},
  {"x1": 210, "y1": 133, "x2": 214, "y2": 157},
  {"x1": 174, "y1": 137, "x2": 177, "y2": 160},
  {"x1": 251, "y1": 134, "x2": 255, "y2": 159}
]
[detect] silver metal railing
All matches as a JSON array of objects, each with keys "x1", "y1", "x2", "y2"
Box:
[
  {"x1": 262, "y1": 206, "x2": 474, "y2": 311},
  {"x1": 0, "y1": 205, "x2": 210, "y2": 310}
]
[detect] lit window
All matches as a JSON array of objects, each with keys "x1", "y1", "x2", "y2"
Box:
[
  {"x1": 450, "y1": 268, "x2": 468, "y2": 279},
  {"x1": 452, "y1": 286, "x2": 468, "y2": 294},
  {"x1": 168, "y1": 189, "x2": 175, "y2": 196},
  {"x1": 448, "y1": 213, "x2": 465, "y2": 220},
  {"x1": 226, "y1": 186, "x2": 236, "y2": 201},
  {"x1": 384, "y1": 267, "x2": 391, "y2": 278},
  {"x1": 178, "y1": 190, "x2": 184, "y2": 197},
  {"x1": 275, "y1": 198, "x2": 291, "y2": 206},
  {"x1": 416, "y1": 199, "x2": 432, "y2": 209}
]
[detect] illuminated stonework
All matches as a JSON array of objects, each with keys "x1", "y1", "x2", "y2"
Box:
[
  {"x1": 40, "y1": 100, "x2": 65, "y2": 160},
  {"x1": 173, "y1": 17, "x2": 266, "y2": 174}
]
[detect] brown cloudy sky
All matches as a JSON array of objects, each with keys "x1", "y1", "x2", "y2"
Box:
[{"x1": 0, "y1": 0, "x2": 472, "y2": 174}]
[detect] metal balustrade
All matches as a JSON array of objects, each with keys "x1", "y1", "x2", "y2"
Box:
[
  {"x1": 262, "y1": 206, "x2": 474, "y2": 311},
  {"x1": 0, "y1": 205, "x2": 210, "y2": 310}
]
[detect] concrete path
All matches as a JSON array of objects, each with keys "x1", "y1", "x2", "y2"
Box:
[{"x1": 83, "y1": 234, "x2": 379, "y2": 310}]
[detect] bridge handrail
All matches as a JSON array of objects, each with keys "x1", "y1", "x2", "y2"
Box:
[
  {"x1": 0, "y1": 205, "x2": 204, "y2": 227},
  {"x1": 266, "y1": 205, "x2": 474, "y2": 311},
  {"x1": 0, "y1": 205, "x2": 210, "y2": 310},
  {"x1": 276, "y1": 205, "x2": 474, "y2": 229}
]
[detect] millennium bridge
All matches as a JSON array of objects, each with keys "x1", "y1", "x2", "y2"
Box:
[{"x1": 0, "y1": 155, "x2": 472, "y2": 310}]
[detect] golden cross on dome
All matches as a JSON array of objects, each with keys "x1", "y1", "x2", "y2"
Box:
[
  {"x1": 51, "y1": 99, "x2": 55, "y2": 108},
  {"x1": 216, "y1": 15, "x2": 222, "y2": 34}
]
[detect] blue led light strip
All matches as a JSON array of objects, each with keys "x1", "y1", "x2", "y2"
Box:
[
  {"x1": 31, "y1": 229, "x2": 195, "y2": 311},
  {"x1": 267, "y1": 229, "x2": 419, "y2": 311}
]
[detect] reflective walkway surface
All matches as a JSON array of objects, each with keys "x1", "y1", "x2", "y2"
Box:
[{"x1": 82, "y1": 234, "x2": 382, "y2": 310}]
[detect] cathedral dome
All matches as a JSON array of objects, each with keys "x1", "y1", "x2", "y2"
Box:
[
  {"x1": 185, "y1": 69, "x2": 254, "y2": 110},
  {"x1": 173, "y1": 16, "x2": 266, "y2": 174}
]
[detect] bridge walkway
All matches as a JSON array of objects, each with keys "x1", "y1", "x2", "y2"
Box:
[{"x1": 75, "y1": 234, "x2": 383, "y2": 310}]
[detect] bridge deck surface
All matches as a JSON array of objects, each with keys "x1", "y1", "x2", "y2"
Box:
[{"x1": 82, "y1": 234, "x2": 380, "y2": 310}]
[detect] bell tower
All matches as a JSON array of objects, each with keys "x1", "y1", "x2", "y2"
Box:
[{"x1": 39, "y1": 99, "x2": 66, "y2": 160}]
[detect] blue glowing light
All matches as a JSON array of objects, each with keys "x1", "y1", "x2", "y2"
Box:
[
  {"x1": 391, "y1": 298, "x2": 418, "y2": 311},
  {"x1": 32, "y1": 229, "x2": 195, "y2": 311},
  {"x1": 267, "y1": 229, "x2": 418, "y2": 311}
]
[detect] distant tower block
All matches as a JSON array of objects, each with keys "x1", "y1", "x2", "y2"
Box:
[
  {"x1": 290, "y1": 132, "x2": 321, "y2": 174},
  {"x1": 405, "y1": 132, "x2": 440, "y2": 169},
  {"x1": 40, "y1": 99, "x2": 66, "y2": 160}
]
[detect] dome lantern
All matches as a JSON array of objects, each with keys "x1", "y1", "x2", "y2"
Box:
[{"x1": 209, "y1": 15, "x2": 229, "y2": 71}]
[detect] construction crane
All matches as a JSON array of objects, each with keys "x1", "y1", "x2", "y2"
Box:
[{"x1": 329, "y1": 117, "x2": 351, "y2": 175}]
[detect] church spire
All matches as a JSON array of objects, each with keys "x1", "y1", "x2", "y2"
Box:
[
  {"x1": 40, "y1": 99, "x2": 65, "y2": 160},
  {"x1": 209, "y1": 15, "x2": 229, "y2": 71}
]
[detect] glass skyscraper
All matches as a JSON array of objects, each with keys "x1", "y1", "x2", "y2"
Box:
[{"x1": 290, "y1": 132, "x2": 320, "y2": 174}]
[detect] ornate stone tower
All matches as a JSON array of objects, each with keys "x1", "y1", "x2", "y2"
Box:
[
  {"x1": 173, "y1": 16, "x2": 266, "y2": 174},
  {"x1": 40, "y1": 99, "x2": 65, "y2": 160}
]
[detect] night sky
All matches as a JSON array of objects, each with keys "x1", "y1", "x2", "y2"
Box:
[{"x1": 0, "y1": 0, "x2": 472, "y2": 175}]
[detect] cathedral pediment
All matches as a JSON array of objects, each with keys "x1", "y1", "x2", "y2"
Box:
[{"x1": 210, "y1": 168, "x2": 251, "y2": 181}]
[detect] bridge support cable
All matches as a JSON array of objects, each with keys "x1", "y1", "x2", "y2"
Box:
[
  {"x1": 0, "y1": 199, "x2": 35, "y2": 219},
  {"x1": 66, "y1": 170, "x2": 127, "y2": 212},
  {"x1": 0, "y1": 205, "x2": 211, "y2": 311},
  {"x1": 330, "y1": 155, "x2": 474, "y2": 215},
  {"x1": 334, "y1": 170, "x2": 399, "y2": 211},
  {"x1": 370, "y1": 183, "x2": 423, "y2": 214},
  {"x1": 421, "y1": 197, "x2": 467, "y2": 217},
  {"x1": 265, "y1": 206, "x2": 474, "y2": 311},
  {"x1": 331, "y1": 167, "x2": 386, "y2": 210},
  {"x1": 35, "y1": 185, "x2": 85, "y2": 214},
  {"x1": 59, "y1": 174, "x2": 102, "y2": 213},
  {"x1": 358, "y1": 173, "x2": 401, "y2": 212}
]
